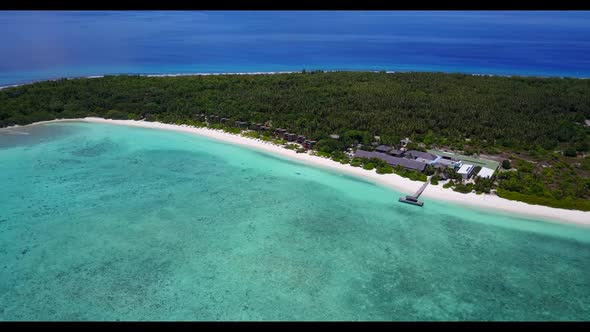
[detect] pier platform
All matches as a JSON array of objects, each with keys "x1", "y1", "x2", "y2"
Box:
[{"x1": 398, "y1": 178, "x2": 430, "y2": 207}]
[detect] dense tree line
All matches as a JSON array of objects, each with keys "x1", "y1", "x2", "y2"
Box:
[{"x1": 1, "y1": 72, "x2": 589, "y2": 153}]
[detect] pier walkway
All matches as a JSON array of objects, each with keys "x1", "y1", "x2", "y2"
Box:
[
  {"x1": 398, "y1": 177, "x2": 430, "y2": 207},
  {"x1": 412, "y1": 179, "x2": 430, "y2": 199}
]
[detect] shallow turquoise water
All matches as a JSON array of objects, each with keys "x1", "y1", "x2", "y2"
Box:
[{"x1": 1, "y1": 122, "x2": 589, "y2": 321}]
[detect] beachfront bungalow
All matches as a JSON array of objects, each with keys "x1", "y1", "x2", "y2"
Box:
[
  {"x1": 457, "y1": 164, "x2": 476, "y2": 179},
  {"x1": 297, "y1": 135, "x2": 306, "y2": 144},
  {"x1": 220, "y1": 117, "x2": 230, "y2": 124},
  {"x1": 274, "y1": 128, "x2": 287, "y2": 138},
  {"x1": 375, "y1": 145, "x2": 392, "y2": 153},
  {"x1": 303, "y1": 140, "x2": 316, "y2": 150},
  {"x1": 476, "y1": 167, "x2": 495, "y2": 179},
  {"x1": 284, "y1": 133, "x2": 297, "y2": 142},
  {"x1": 209, "y1": 115, "x2": 220, "y2": 122}
]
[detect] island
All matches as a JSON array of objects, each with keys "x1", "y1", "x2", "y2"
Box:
[{"x1": 1, "y1": 71, "x2": 589, "y2": 214}]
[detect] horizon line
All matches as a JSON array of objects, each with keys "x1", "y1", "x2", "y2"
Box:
[{"x1": 1, "y1": 69, "x2": 588, "y2": 90}]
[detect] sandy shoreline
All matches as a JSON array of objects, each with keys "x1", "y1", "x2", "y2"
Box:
[{"x1": 9, "y1": 117, "x2": 590, "y2": 227}]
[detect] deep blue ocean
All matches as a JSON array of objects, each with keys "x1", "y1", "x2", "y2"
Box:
[{"x1": 1, "y1": 11, "x2": 590, "y2": 86}]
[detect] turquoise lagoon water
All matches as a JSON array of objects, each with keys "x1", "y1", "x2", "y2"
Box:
[{"x1": 1, "y1": 122, "x2": 590, "y2": 321}]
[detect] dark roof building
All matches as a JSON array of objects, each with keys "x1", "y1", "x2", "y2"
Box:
[
  {"x1": 405, "y1": 150, "x2": 438, "y2": 161},
  {"x1": 375, "y1": 145, "x2": 392, "y2": 153},
  {"x1": 376, "y1": 153, "x2": 428, "y2": 172},
  {"x1": 274, "y1": 128, "x2": 287, "y2": 137},
  {"x1": 353, "y1": 150, "x2": 427, "y2": 172},
  {"x1": 353, "y1": 149, "x2": 376, "y2": 159},
  {"x1": 432, "y1": 162, "x2": 447, "y2": 170},
  {"x1": 284, "y1": 133, "x2": 297, "y2": 142},
  {"x1": 303, "y1": 140, "x2": 316, "y2": 149},
  {"x1": 388, "y1": 149, "x2": 404, "y2": 157}
]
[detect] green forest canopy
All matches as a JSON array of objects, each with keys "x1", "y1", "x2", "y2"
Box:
[{"x1": 1, "y1": 71, "x2": 589, "y2": 153}]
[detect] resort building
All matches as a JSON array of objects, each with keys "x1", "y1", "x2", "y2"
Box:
[
  {"x1": 353, "y1": 150, "x2": 428, "y2": 172},
  {"x1": 235, "y1": 121, "x2": 249, "y2": 128},
  {"x1": 274, "y1": 128, "x2": 287, "y2": 138},
  {"x1": 375, "y1": 145, "x2": 392, "y2": 153},
  {"x1": 427, "y1": 149, "x2": 500, "y2": 171},
  {"x1": 476, "y1": 167, "x2": 495, "y2": 179},
  {"x1": 297, "y1": 135, "x2": 306, "y2": 144},
  {"x1": 405, "y1": 150, "x2": 438, "y2": 164},
  {"x1": 457, "y1": 164, "x2": 476, "y2": 179},
  {"x1": 284, "y1": 133, "x2": 297, "y2": 142},
  {"x1": 388, "y1": 149, "x2": 405, "y2": 157},
  {"x1": 303, "y1": 140, "x2": 316, "y2": 150},
  {"x1": 374, "y1": 145, "x2": 405, "y2": 157},
  {"x1": 220, "y1": 117, "x2": 230, "y2": 124},
  {"x1": 433, "y1": 156, "x2": 462, "y2": 170},
  {"x1": 353, "y1": 149, "x2": 376, "y2": 159},
  {"x1": 329, "y1": 134, "x2": 340, "y2": 140}
]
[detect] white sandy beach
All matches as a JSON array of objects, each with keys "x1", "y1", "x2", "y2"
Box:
[{"x1": 11, "y1": 117, "x2": 590, "y2": 227}]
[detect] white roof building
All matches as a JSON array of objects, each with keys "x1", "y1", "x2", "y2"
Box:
[
  {"x1": 457, "y1": 164, "x2": 475, "y2": 179},
  {"x1": 477, "y1": 167, "x2": 495, "y2": 179}
]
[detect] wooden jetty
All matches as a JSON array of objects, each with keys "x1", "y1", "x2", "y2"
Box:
[{"x1": 399, "y1": 178, "x2": 430, "y2": 207}]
